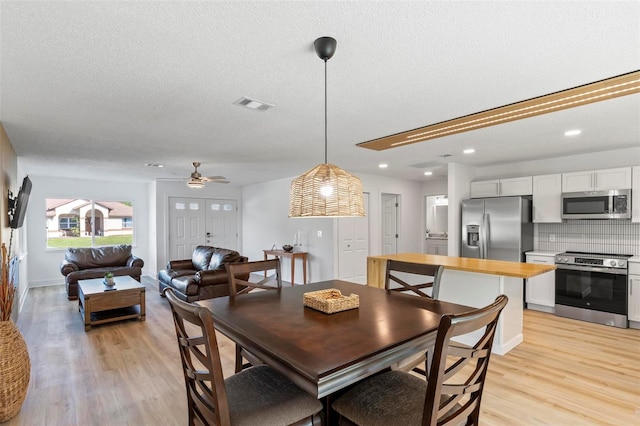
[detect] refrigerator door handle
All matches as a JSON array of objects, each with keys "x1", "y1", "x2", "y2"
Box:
[
  {"x1": 482, "y1": 213, "x2": 490, "y2": 259},
  {"x1": 478, "y1": 214, "x2": 484, "y2": 259}
]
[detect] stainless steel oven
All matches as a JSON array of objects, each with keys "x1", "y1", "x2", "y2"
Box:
[{"x1": 555, "y1": 252, "x2": 630, "y2": 328}]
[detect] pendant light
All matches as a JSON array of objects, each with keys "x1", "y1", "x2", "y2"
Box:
[{"x1": 289, "y1": 37, "x2": 365, "y2": 218}]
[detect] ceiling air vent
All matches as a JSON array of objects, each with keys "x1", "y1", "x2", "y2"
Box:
[{"x1": 233, "y1": 96, "x2": 275, "y2": 112}]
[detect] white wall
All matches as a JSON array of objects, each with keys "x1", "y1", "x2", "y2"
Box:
[
  {"x1": 26, "y1": 176, "x2": 153, "y2": 287},
  {"x1": 242, "y1": 176, "x2": 335, "y2": 284},
  {"x1": 447, "y1": 163, "x2": 476, "y2": 256},
  {"x1": 241, "y1": 172, "x2": 424, "y2": 283}
]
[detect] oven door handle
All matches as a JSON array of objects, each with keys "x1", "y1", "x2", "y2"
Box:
[{"x1": 555, "y1": 264, "x2": 628, "y2": 275}]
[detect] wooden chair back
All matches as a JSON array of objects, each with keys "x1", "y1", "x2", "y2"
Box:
[
  {"x1": 423, "y1": 294, "x2": 508, "y2": 426},
  {"x1": 164, "y1": 288, "x2": 230, "y2": 426},
  {"x1": 385, "y1": 259, "x2": 444, "y2": 298},
  {"x1": 226, "y1": 259, "x2": 282, "y2": 296}
]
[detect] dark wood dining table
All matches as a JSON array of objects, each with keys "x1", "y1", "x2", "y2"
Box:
[{"x1": 198, "y1": 280, "x2": 473, "y2": 400}]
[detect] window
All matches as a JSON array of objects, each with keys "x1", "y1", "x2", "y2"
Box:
[
  {"x1": 59, "y1": 216, "x2": 78, "y2": 229},
  {"x1": 46, "y1": 198, "x2": 134, "y2": 248}
]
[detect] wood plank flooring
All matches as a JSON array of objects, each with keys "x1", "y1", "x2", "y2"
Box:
[{"x1": 6, "y1": 277, "x2": 640, "y2": 425}]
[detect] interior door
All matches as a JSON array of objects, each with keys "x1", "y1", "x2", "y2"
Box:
[
  {"x1": 169, "y1": 197, "x2": 206, "y2": 260},
  {"x1": 381, "y1": 194, "x2": 398, "y2": 254},
  {"x1": 205, "y1": 199, "x2": 238, "y2": 250},
  {"x1": 338, "y1": 193, "x2": 370, "y2": 284}
]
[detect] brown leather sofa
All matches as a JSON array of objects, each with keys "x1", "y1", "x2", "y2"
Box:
[
  {"x1": 158, "y1": 246, "x2": 249, "y2": 302},
  {"x1": 60, "y1": 244, "x2": 144, "y2": 300}
]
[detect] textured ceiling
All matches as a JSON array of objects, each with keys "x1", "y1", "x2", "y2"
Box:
[{"x1": 1, "y1": 1, "x2": 639, "y2": 186}]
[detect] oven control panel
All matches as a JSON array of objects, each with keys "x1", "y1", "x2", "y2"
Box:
[{"x1": 555, "y1": 252, "x2": 630, "y2": 269}]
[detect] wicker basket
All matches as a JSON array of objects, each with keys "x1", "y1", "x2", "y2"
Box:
[
  {"x1": 303, "y1": 289, "x2": 359, "y2": 314},
  {"x1": 0, "y1": 320, "x2": 31, "y2": 422}
]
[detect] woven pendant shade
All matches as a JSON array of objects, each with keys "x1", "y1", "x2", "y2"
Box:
[
  {"x1": 289, "y1": 163, "x2": 365, "y2": 217},
  {"x1": 289, "y1": 36, "x2": 365, "y2": 218}
]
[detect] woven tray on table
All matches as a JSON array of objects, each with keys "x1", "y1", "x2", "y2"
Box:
[{"x1": 303, "y1": 289, "x2": 359, "y2": 314}]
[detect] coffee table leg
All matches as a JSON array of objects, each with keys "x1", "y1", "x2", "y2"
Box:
[
  {"x1": 84, "y1": 296, "x2": 92, "y2": 331},
  {"x1": 140, "y1": 289, "x2": 146, "y2": 322}
]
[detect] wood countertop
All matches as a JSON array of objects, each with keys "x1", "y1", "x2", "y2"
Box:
[{"x1": 368, "y1": 253, "x2": 555, "y2": 279}]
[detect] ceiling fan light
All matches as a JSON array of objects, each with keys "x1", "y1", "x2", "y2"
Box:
[
  {"x1": 289, "y1": 163, "x2": 365, "y2": 217},
  {"x1": 187, "y1": 179, "x2": 205, "y2": 189}
]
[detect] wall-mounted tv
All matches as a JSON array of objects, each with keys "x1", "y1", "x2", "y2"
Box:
[{"x1": 9, "y1": 176, "x2": 32, "y2": 229}]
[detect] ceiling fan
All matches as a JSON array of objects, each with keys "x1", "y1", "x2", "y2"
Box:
[{"x1": 185, "y1": 162, "x2": 229, "y2": 188}]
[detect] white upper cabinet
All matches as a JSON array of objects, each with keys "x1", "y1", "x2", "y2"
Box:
[
  {"x1": 633, "y1": 166, "x2": 640, "y2": 223},
  {"x1": 532, "y1": 174, "x2": 562, "y2": 223},
  {"x1": 562, "y1": 167, "x2": 632, "y2": 192},
  {"x1": 500, "y1": 176, "x2": 533, "y2": 196},
  {"x1": 470, "y1": 180, "x2": 500, "y2": 198},
  {"x1": 470, "y1": 176, "x2": 532, "y2": 198}
]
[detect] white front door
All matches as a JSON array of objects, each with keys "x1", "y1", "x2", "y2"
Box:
[
  {"x1": 205, "y1": 199, "x2": 238, "y2": 250},
  {"x1": 338, "y1": 193, "x2": 370, "y2": 284},
  {"x1": 381, "y1": 194, "x2": 398, "y2": 254},
  {"x1": 169, "y1": 197, "x2": 206, "y2": 260}
]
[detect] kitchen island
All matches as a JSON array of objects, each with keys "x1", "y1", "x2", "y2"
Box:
[{"x1": 367, "y1": 253, "x2": 556, "y2": 355}]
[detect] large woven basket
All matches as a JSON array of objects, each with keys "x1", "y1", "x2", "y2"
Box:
[
  {"x1": 303, "y1": 289, "x2": 359, "y2": 314},
  {"x1": 0, "y1": 320, "x2": 31, "y2": 422}
]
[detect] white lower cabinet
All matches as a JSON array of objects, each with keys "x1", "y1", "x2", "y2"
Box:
[
  {"x1": 425, "y1": 239, "x2": 448, "y2": 255},
  {"x1": 629, "y1": 262, "x2": 640, "y2": 326},
  {"x1": 525, "y1": 253, "x2": 556, "y2": 313}
]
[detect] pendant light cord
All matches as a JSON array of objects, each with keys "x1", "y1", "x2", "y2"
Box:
[{"x1": 324, "y1": 59, "x2": 328, "y2": 164}]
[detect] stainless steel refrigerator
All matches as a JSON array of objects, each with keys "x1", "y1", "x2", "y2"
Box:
[{"x1": 461, "y1": 197, "x2": 533, "y2": 262}]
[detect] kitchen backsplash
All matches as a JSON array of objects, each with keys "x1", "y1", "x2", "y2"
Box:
[{"x1": 536, "y1": 220, "x2": 640, "y2": 256}]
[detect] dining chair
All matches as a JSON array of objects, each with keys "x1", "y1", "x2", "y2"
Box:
[
  {"x1": 385, "y1": 259, "x2": 444, "y2": 299},
  {"x1": 226, "y1": 258, "x2": 282, "y2": 296},
  {"x1": 385, "y1": 260, "x2": 444, "y2": 375},
  {"x1": 332, "y1": 294, "x2": 509, "y2": 426},
  {"x1": 226, "y1": 259, "x2": 282, "y2": 372},
  {"x1": 164, "y1": 288, "x2": 323, "y2": 426}
]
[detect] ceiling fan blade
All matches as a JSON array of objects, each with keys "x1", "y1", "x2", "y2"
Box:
[{"x1": 202, "y1": 175, "x2": 226, "y2": 181}]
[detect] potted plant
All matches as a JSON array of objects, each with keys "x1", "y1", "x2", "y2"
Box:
[
  {"x1": 0, "y1": 243, "x2": 30, "y2": 422},
  {"x1": 104, "y1": 271, "x2": 115, "y2": 286}
]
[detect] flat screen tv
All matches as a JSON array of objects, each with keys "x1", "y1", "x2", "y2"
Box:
[{"x1": 9, "y1": 176, "x2": 32, "y2": 229}]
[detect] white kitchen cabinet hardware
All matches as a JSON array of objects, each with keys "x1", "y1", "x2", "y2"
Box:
[{"x1": 562, "y1": 167, "x2": 632, "y2": 192}]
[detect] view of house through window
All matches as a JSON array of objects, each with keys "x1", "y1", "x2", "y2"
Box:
[{"x1": 46, "y1": 198, "x2": 134, "y2": 248}]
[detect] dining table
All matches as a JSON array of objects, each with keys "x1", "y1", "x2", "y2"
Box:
[{"x1": 197, "y1": 280, "x2": 473, "y2": 401}]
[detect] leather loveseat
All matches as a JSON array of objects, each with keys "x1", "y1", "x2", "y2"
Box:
[
  {"x1": 60, "y1": 244, "x2": 144, "y2": 300},
  {"x1": 158, "y1": 246, "x2": 249, "y2": 302}
]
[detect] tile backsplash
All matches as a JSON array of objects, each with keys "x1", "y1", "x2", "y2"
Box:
[{"x1": 536, "y1": 220, "x2": 640, "y2": 256}]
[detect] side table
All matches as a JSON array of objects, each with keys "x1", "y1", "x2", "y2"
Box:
[{"x1": 263, "y1": 249, "x2": 308, "y2": 285}]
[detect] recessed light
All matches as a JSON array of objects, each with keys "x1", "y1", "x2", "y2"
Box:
[
  {"x1": 378, "y1": 163, "x2": 388, "y2": 169},
  {"x1": 145, "y1": 163, "x2": 165, "y2": 168},
  {"x1": 463, "y1": 148, "x2": 475, "y2": 154},
  {"x1": 564, "y1": 129, "x2": 581, "y2": 137},
  {"x1": 424, "y1": 171, "x2": 433, "y2": 176}
]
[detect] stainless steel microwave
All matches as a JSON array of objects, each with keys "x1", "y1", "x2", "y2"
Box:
[{"x1": 561, "y1": 189, "x2": 631, "y2": 219}]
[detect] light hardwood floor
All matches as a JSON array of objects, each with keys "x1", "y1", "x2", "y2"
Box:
[{"x1": 7, "y1": 277, "x2": 640, "y2": 425}]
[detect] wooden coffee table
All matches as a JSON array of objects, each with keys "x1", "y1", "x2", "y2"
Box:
[{"x1": 78, "y1": 276, "x2": 146, "y2": 331}]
